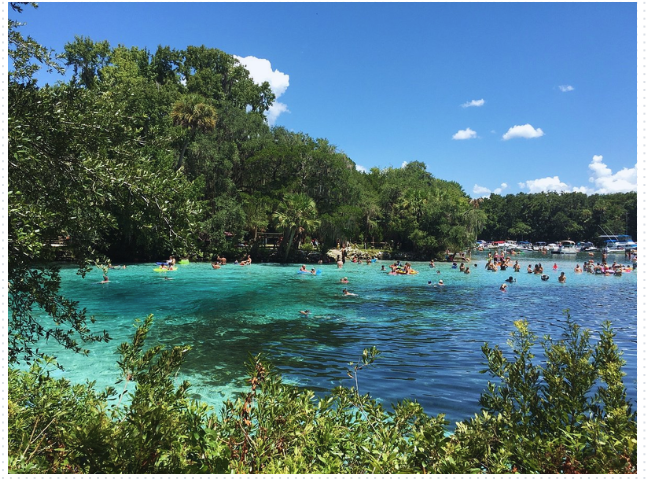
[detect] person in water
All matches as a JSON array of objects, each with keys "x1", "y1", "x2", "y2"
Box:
[
  {"x1": 299, "y1": 264, "x2": 307, "y2": 272},
  {"x1": 342, "y1": 288, "x2": 357, "y2": 296},
  {"x1": 558, "y1": 272, "x2": 566, "y2": 283},
  {"x1": 100, "y1": 275, "x2": 110, "y2": 284},
  {"x1": 340, "y1": 277, "x2": 349, "y2": 283},
  {"x1": 574, "y1": 264, "x2": 583, "y2": 273},
  {"x1": 500, "y1": 283, "x2": 507, "y2": 292},
  {"x1": 299, "y1": 310, "x2": 310, "y2": 316}
]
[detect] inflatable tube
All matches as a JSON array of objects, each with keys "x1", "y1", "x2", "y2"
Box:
[
  {"x1": 154, "y1": 267, "x2": 175, "y2": 272},
  {"x1": 297, "y1": 270, "x2": 322, "y2": 275},
  {"x1": 178, "y1": 259, "x2": 190, "y2": 265}
]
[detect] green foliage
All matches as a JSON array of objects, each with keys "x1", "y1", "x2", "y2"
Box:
[
  {"x1": 479, "y1": 191, "x2": 637, "y2": 242},
  {"x1": 452, "y1": 314, "x2": 637, "y2": 473},
  {"x1": 9, "y1": 8, "x2": 202, "y2": 362},
  {"x1": 8, "y1": 316, "x2": 636, "y2": 474}
]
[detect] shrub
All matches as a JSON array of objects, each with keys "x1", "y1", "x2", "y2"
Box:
[{"x1": 7, "y1": 315, "x2": 637, "y2": 473}]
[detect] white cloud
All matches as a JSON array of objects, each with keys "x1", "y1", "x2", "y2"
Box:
[
  {"x1": 265, "y1": 102, "x2": 289, "y2": 126},
  {"x1": 502, "y1": 124, "x2": 544, "y2": 140},
  {"x1": 461, "y1": 98, "x2": 485, "y2": 108},
  {"x1": 519, "y1": 176, "x2": 569, "y2": 193},
  {"x1": 234, "y1": 55, "x2": 290, "y2": 125},
  {"x1": 586, "y1": 155, "x2": 637, "y2": 194},
  {"x1": 452, "y1": 127, "x2": 477, "y2": 140},
  {"x1": 518, "y1": 155, "x2": 637, "y2": 195},
  {"x1": 472, "y1": 183, "x2": 508, "y2": 198},
  {"x1": 559, "y1": 85, "x2": 574, "y2": 92},
  {"x1": 401, "y1": 161, "x2": 409, "y2": 168},
  {"x1": 355, "y1": 164, "x2": 368, "y2": 173}
]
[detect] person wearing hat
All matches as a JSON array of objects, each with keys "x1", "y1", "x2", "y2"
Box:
[{"x1": 438, "y1": 279, "x2": 444, "y2": 285}]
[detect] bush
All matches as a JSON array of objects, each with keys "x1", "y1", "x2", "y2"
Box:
[{"x1": 7, "y1": 315, "x2": 637, "y2": 473}]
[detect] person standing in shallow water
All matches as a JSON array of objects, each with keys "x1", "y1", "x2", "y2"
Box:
[{"x1": 558, "y1": 272, "x2": 566, "y2": 283}]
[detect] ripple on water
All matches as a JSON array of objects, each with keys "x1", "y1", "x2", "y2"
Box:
[{"x1": 28, "y1": 258, "x2": 637, "y2": 426}]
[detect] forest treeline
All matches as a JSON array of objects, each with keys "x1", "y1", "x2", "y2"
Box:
[
  {"x1": 9, "y1": 6, "x2": 636, "y2": 269},
  {"x1": 8, "y1": 5, "x2": 636, "y2": 473}
]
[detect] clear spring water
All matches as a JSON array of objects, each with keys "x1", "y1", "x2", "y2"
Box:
[{"x1": 30, "y1": 252, "x2": 637, "y2": 426}]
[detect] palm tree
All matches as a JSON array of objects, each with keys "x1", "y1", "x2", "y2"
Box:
[
  {"x1": 273, "y1": 193, "x2": 320, "y2": 262},
  {"x1": 170, "y1": 94, "x2": 217, "y2": 170}
]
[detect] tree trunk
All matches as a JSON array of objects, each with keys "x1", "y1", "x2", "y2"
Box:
[
  {"x1": 283, "y1": 228, "x2": 296, "y2": 263},
  {"x1": 176, "y1": 136, "x2": 190, "y2": 171}
]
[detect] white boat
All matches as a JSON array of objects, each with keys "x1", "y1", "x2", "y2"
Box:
[
  {"x1": 533, "y1": 241, "x2": 548, "y2": 251},
  {"x1": 552, "y1": 240, "x2": 579, "y2": 254},
  {"x1": 600, "y1": 234, "x2": 636, "y2": 254}
]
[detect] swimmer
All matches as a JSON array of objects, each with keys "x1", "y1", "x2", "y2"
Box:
[
  {"x1": 99, "y1": 275, "x2": 110, "y2": 284},
  {"x1": 505, "y1": 276, "x2": 515, "y2": 283},
  {"x1": 500, "y1": 283, "x2": 507, "y2": 292},
  {"x1": 464, "y1": 267, "x2": 471, "y2": 274},
  {"x1": 553, "y1": 263, "x2": 558, "y2": 270},
  {"x1": 299, "y1": 264, "x2": 307, "y2": 272},
  {"x1": 438, "y1": 279, "x2": 444, "y2": 286},
  {"x1": 381, "y1": 265, "x2": 385, "y2": 271},
  {"x1": 299, "y1": 310, "x2": 310, "y2": 316},
  {"x1": 211, "y1": 262, "x2": 221, "y2": 269},
  {"x1": 342, "y1": 288, "x2": 357, "y2": 296},
  {"x1": 558, "y1": 272, "x2": 566, "y2": 283},
  {"x1": 574, "y1": 264, "x2": 582, "y2": 273},
  {"x1": 340, "y1": 277, "x2": 349, "y2": 283}
]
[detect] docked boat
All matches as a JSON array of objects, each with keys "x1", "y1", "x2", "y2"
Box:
[
  {"x1": 533, "y1": 241, "x2": 548, "y2": 251},
  {"x1": 552, "y1": 240, "x2": 579, "y2": 254},
  {"x1": 600, "y1": 234, "x2": 637, "y2": 254},
  {"x1": 577, "y1": 241, "x2": 597, "y2": 252}
]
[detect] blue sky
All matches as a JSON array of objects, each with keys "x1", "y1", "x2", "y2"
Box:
[{"x1": 16, "y1": 2, "x2": 637, "y2": 198}]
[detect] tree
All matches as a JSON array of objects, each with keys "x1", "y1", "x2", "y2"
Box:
[
  {"x1": 170, "y1": 94, "x2": 218, "y2": 170},
  {"x1": 9, "y1": 7, "x2": 201, "y2": 363},
  {"x1": 8, "y1": 2, "x2": 65, "y2": 85},
  {"x1": 64, "y1": 36, "x2": 111, "y2": 88},
  {"x1": 272, "y1": 193, "x2": 320, "y2": 262}
]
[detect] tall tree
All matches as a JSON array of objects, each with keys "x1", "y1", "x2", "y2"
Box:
[
  {"x1": 170, "y1": 93, "x2": 217, "y2": 170},
  {"x1": 273, "y1": 193, "x2": 320, "y2": 262}
]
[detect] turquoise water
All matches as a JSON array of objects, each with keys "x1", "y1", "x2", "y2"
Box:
[{"x1": 33, "y1": 252, "x2": 637, "y2": 426}]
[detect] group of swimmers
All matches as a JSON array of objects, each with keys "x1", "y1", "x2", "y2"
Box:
[
  {"x1": 211, "y1": 254, "x2": 253, "y2": 269},
  {"x1": 388, "y1": 261, "x2": 418, "y2": 275},
  {"x1": 574, "y1": 259, "x2": 633, "y2": 276},
  {"x1": 299, "y1": 264, "x2": 318, "y2": 275}
]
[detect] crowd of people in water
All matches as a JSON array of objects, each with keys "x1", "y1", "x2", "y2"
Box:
[{"x1": 98, "y1": 247, "x2": 636, "y2": 308}]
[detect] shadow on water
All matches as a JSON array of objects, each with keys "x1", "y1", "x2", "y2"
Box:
[{"x1": 36, "y1": 260, "x2": 637, "y2": 425}]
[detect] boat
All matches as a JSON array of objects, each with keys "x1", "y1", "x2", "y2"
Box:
[
  {"x1": 515, "y1": 241, "x2": 533, "y2": 251},
  {"x1": 552, "y1": 240, "x2": 579, "y2": 254},
  {"x1": 533, "y1": 241, "x2": 548, "y2": 251},
  {"x1": 599, "y1": 233, "x2": 637, "y2": 254},
  {"x1": 577, "y1": 241, "x2": 597, "y2": 252}
]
